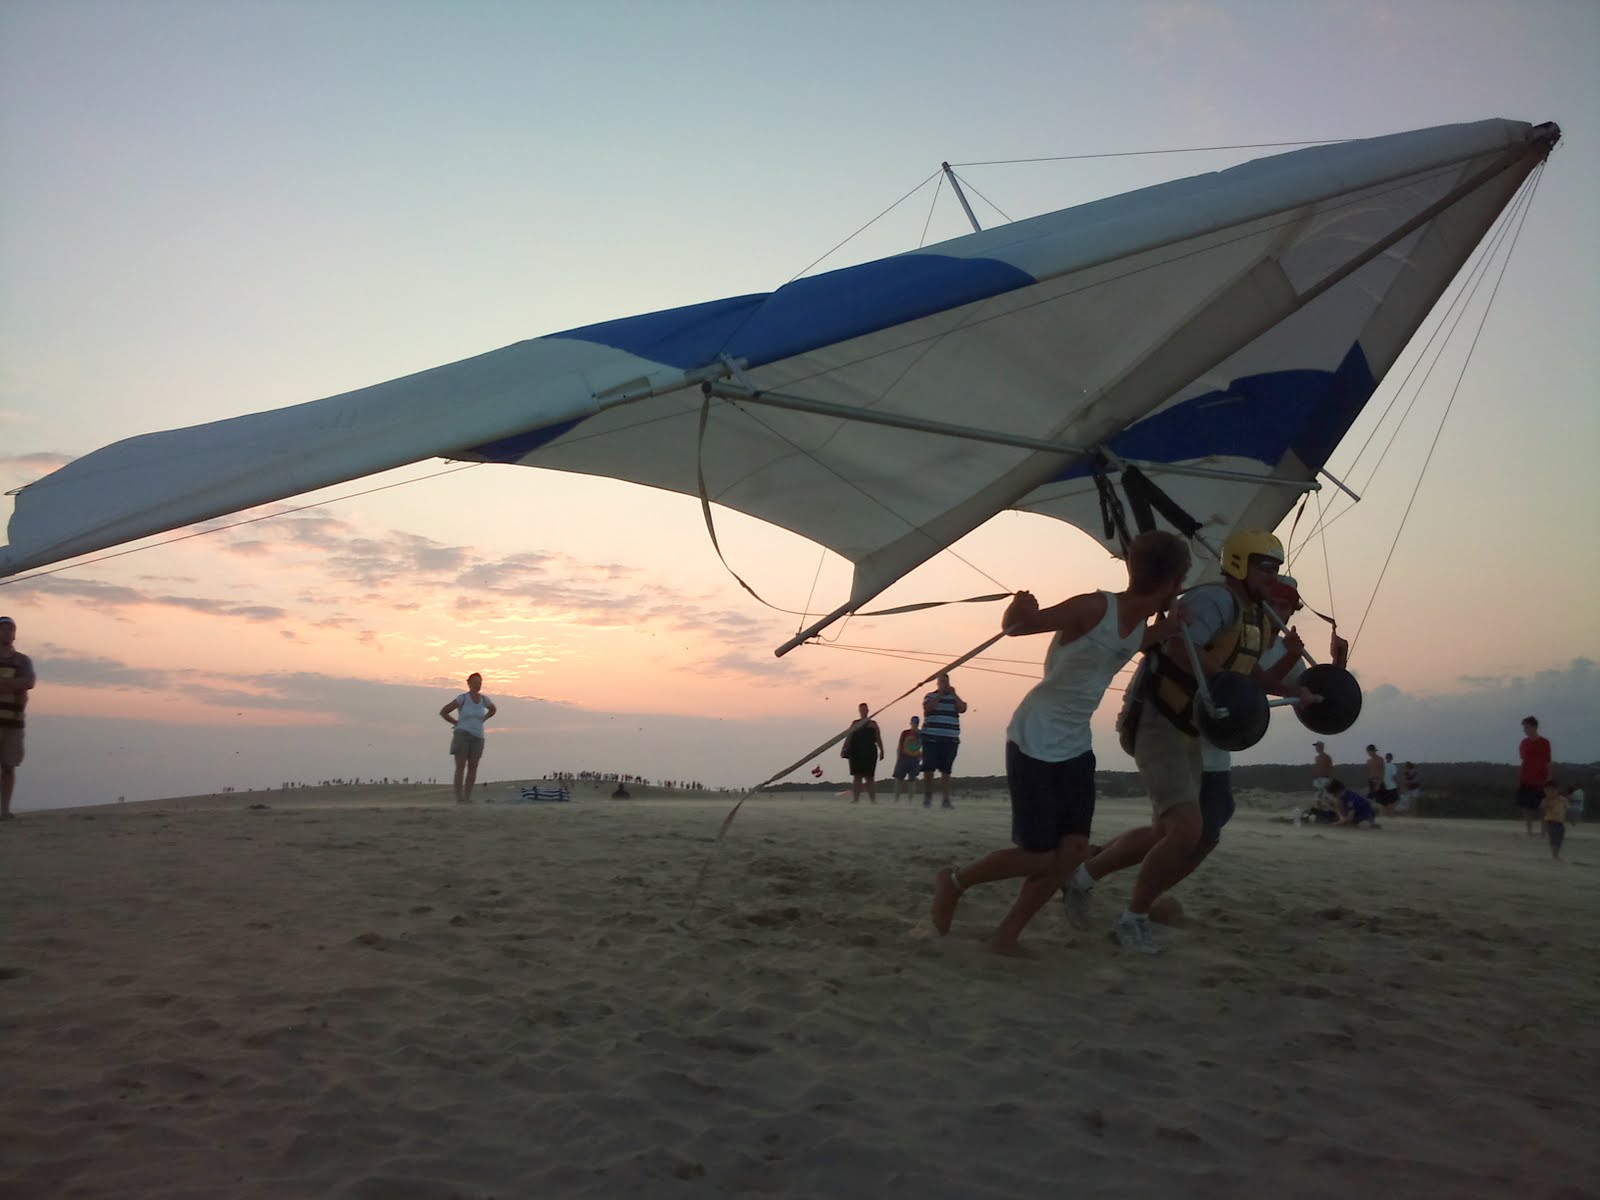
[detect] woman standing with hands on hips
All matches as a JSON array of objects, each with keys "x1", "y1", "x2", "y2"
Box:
[{"x1": 441, "y1": 673, "x2": 496, "y2": 803}]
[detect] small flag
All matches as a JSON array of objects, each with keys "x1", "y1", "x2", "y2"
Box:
[{"x1": 811, "y1": 765, "x2": 823, "y2": 778}]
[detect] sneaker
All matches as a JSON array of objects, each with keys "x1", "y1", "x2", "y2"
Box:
[
  {"x1": 1061, "y1": 884, "x2": 1093, "y2": 931},
  {"x1": 1111, "y1": 911, "x2": 1162, "y2": 955}
]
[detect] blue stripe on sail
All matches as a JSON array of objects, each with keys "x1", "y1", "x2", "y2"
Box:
[
  {"x1": 1054, "y1": 343, "x2": 1379, "y2": 481},
  {"x1": 465, "y1": 417, "x2": 587, "y2": 463},
  {"x1": 550, "y1": 254, "x2": 1035, "y2": 371}
]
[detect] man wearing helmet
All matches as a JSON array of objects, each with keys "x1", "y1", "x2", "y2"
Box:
[{"x1": 1067, "y1": 529, "x2": 1316, "y2": 954}]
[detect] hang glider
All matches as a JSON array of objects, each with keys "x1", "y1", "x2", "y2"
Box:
[{"x1": 1, "y1": 118, "x2": 1559, "y2": 654}]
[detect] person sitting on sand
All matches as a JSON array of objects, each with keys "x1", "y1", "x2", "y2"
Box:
[
  {"x1": 1540, "y1": 781, "x2": 1568, "y2": 861},
  {"x1": 931, "y1": 530, "x2": 1190, "y2": 956},
  {"x1": 1329, "y1": 779, "x2": 1377, "y2": 828},
  {"x1": 440, "y1": 673, "x2": 496, "y2": 803},
  {"x1": 843, "y1": 702, "x2": 884, "y2": 804}
]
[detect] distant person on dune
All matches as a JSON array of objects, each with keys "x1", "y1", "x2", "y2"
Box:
[
  {"x1": 1540, "y1": 781, "x2": 1567, "y2": 861},
  {"x1": 0, "y1": 615, "x2": 36, "y2": 820},
  {"x1": 920, "y1": 673, "x2": 968, "y2": 809},
  {"x1": 440, "y1": 673, "x2": 496, "y2": 803},
  {"x1": 843, "y1": 702, "x2": 884, "y2": 804},
  {"x1": 1516, "y1": 716, "x2": 1552, "y2": 836},
  {"x1": 1312, "y1": 740, "x2": 1333, "y2": 802},
  {"x1": 930, "y1": 530, "x2": 1189, "y2": 955},
  {"x1": 891, "y1": 716, "x2": 923, "y2": 801},
  {"x1": 1400, "y1": 761, "x2": 1421, "y2": 815}
]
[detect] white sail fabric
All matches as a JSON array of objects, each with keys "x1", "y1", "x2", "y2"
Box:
[{"x1": 1, "y1": 118, "x2": 1558, "y2": 649}]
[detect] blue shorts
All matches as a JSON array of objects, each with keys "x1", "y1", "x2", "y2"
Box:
[
  {"x1": 921, "y1": 737, "x2": 958, "y2": 775},
  {"x1": 892, "y1": 754, "x2": 920, "y2": 780},
  {"x1": 1006, "y1": 743, "x2": 1095, "y2": 852},
  {"x1": 1199, "y1": 770, "x2": 1235, "y2": 845}
]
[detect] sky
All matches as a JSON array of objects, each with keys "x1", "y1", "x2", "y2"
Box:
[{"x1": 1, "y1": 0, "x2": 1597, "y2": 808}]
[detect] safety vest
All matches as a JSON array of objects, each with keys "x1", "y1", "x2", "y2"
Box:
[{"x1": 1145, "y1": 584, "x2": 1273, "y2": 736}]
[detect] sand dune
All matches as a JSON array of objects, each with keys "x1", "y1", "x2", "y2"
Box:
[{"x1": 1, "y1": 788, "x2": 1595, "y2": 1198}]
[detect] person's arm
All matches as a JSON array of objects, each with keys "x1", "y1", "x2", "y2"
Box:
[
  {"x1": 440, "y1": 698, "x2": 460, "y2": 724},
  {"x1": 484, "y1": 700, "x2": 497, "y2": 722},
  {"x1": 1002, "y1": 590, "x2": 1107, "y2": 641},
  {"x1": 873, "y1": 722, "x2": 885, "y2": 756},
  {"x1": 0, "y1": 654, "x2": 34, "y2": 693}
]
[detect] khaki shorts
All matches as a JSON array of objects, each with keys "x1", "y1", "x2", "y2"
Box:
[
  {"x1": 0, "y1": 726, "x2": 23, "y2": 768},
  {"x1": 449, "y1": 729, "x2": 485, "y2": 761},
  {"x1": 1133, "y1": 706, "x2": 1199, "y2": 816}
]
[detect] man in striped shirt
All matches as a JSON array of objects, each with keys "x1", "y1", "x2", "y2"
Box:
[{"x1": 920, "y1": 672, "x2": 967, "y2": 810}]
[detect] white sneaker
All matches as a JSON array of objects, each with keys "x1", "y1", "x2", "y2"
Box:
[
  {"x1": 1111, "y1": 911, "x2": 1162, "y2": 955},
  {"x1": 1061, "y1": 883, "x2": 1093, "y2": 931}
]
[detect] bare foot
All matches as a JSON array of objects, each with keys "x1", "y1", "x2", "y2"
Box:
[
  {"x1": 982, "y1": 935, "x2": 1034, "y2": 959},
  {"x1": 931, "y1": 868, "x2": 962, "y2": 935}
]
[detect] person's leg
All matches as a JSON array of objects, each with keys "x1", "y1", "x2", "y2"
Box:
[
  {"x1": 0, "y1": 763, "x2": 14, "y2": 818},
  {"x1": 463, "y1": 755, "x2": 480, "y2": 801},
  {"x1": 940, "y1": 770, "x2": 954, "y2": 808},
  {"x1": 1061, "y1": 823, "x2": 1157, "y2": 930},
  {"x1": 452, "y1": 755, "x2": 467, "y2": 803},
  {"x1": 922, "y1": 768, "x2": 934, "y2": 807},
  {"x1": 851, "y1": 774, "x2": 863, "y2": 803},
  {"x1": 1128, "y1": 803, "x2": 1204, "y2": 913},
  {"x1": 867, "y1": 767, "x2": 878, "y2": 803},
  {"x1": 988, "y1": 835, "x2": 1088, "y2": 954}
]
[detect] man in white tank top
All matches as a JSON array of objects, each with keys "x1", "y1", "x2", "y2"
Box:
[{"x1": 930, "y1": 532, "x2": 1190, "y2": 955}]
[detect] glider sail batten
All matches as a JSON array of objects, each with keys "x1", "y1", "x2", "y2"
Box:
[{"x1": 1, "y1": 118, "x2": 1558, "y2": 608}]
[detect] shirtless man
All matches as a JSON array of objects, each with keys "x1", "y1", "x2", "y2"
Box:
[{"x1": 1312, "y1": 741, "x2": 1334, "y2": 803}]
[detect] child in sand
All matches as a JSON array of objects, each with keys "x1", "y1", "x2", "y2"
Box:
[
  {"x1": 1540, "y1": 781, "x2": 1568, "y2": 861},
  {"x1": 930, "y1": 530, "x2": 1190, "y2": 955}
]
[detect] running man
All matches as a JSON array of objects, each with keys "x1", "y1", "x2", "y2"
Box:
[
  {"x1": 931, "y1": 531, "x2": 1190, "y2": 954},
  {"x1": 1063, "y1": 570, "x2": 1309, "y2": 940},
  {"x1": 1064, "y1": 529, "x2": 1317, "y2": 954}
]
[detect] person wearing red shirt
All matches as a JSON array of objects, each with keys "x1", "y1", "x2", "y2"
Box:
[{"x1": 1516, "y1": 715, "x2": 1553, "y2": 836}]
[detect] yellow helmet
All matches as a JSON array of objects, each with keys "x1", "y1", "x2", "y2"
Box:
[{"x1": 1220, "y1": 529, "x2": 1284, "y2": 580}]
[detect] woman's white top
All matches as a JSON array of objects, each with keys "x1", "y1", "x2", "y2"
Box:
[
  {"x1": 455, "y1": 693, "x2": 492, "y2": 738},
  {"x1": 1006, "y1": 591, "x2": 1145, "y2": 763}
]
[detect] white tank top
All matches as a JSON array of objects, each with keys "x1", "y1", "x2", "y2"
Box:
[
  {"x1": 455, "y1": 693, "x2": 492, "y2": 738},
  {"x1": 1006, "y1": 591, "x2": 1146, "y2": 762}
]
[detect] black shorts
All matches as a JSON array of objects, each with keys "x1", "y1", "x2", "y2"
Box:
[
  {"x1": 847, "y1": 751, "x2": 878, "y2": 777},
  {"x1": 1378, "y1": 787, "x2": 1399, "y2": 807},
  {"x1": 1006, "y1": 743, "x2": 1094, "y2": 852},
  {"x1": 921, "y1": 737, "x2": 958, "y2": 775},
  {"x1": 1515, "y1": 787, "x2": 1544, "y2": 811},
  {"x1": 1199, "y1": 770, "x2": 1235, "y2": 845}
]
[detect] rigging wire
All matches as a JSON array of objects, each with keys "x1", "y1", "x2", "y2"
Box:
[
  {"x1": 785, "y1": 168, "x2": 943, "y2": 284},
  {"x1": 1288, "y1": 166, "x2": 1540, "y2": 554},
  {"x1": 0, "y1": 460, "x2": 486, "y2": 589},
  {"x1": 917, "y1": 172, "x2": 946, "y2": 248},
  {"x1": 1347, "y1": 162, "x2": 1546, "y2": 654},
  {"x1": 947, "y1": 169, "x2": 1013, "y2": 224}
]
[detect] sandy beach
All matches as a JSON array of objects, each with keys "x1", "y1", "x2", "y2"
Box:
[{"x1": 2, "y1": 784, "x2": 1595, "y2": 1199}]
